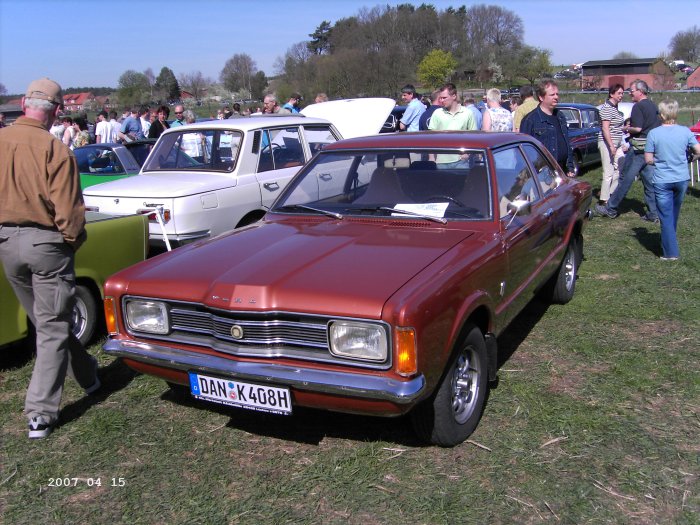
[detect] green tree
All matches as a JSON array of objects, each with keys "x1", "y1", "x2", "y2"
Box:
[
  {"x1": 250, "y1": 71, "x2": 268, "y2": 101},
  {"x1": 308, "y1": 21, "x2": 332, "y2": 55},
  {"x1": 513, "y1": 46, "x2": 552, "y2": 86},
  {"x1": 417, "y1": 49, "x2": 457, "y2": 88},
  {"x1": 154, "y1": 67, "x2": 180, "y2": 102},
  {"x1": 117, "y1": 70, "x2": 151, "y2": 108}
]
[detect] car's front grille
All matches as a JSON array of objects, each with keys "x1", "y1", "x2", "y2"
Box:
[{"x1": 170, "y1": 307, "x2": 329, "y2": 349}]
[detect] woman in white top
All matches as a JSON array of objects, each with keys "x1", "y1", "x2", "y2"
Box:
[{"x1": 482, "y1": 88, "x2": 513, "y2": 132}]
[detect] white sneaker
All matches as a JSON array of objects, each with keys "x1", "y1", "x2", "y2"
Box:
[{"x1": 28, "y1": 416, "x2": 53, "y2": 439}]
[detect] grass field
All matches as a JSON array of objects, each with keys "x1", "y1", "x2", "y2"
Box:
[{"x1": 1, "y1": 166, "x2": 698, "y2": 524}]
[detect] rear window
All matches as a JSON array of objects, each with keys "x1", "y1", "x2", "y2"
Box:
[{"x1": 143, "y1": 129, "x2": 242, "y2": 172}]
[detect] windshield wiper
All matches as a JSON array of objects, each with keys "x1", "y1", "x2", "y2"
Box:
[
  {"x1": 378, "y1": 206, "x2": 447, "y2": 224},
  {"x1": 276, "y1": 204, "x2": 343, "y2": 220}
]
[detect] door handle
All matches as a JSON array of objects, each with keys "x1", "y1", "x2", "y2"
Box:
[
  {"x1": 543, "y1": 208, "x2": 554, "y2": 218},
  {"x1": 263, "y1": 182, "x2": 280, "y2": 191},
  {"x1": 319, "y1": 173, "x2": 332, "y2": 181}
]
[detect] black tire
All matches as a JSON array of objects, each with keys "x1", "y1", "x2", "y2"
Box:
[
  {"x1": 72, "y1": 284, "x2": 98, "y2": 346},
  {"x1": 411, "y1": 324, "x2": 488, "y2": 447},
  {"x1": 549, "y1": 238, "x2": 580, "y2": 304},
  {"x1": 572, "y1": 152, "x2": 583, "y2": 177}
]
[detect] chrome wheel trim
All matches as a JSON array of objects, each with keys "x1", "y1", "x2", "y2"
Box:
[
  {"x1": 71, "y1": 297, "x2": 88, "y2": 339},
  {"x1": 563, "y1": 247, "x2": 577, "y2": 291},
  {"x1": 451, "y1": 348, "x2": 481, "y2": 424}
]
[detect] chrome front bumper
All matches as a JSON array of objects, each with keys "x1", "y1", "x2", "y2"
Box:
[{"x1": 103, "y1": 339, "x2": 426, "y2": 405}]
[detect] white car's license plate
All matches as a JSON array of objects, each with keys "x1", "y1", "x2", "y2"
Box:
[{"x1": 188, "y1": 372, "x2": 292, "y2": 415}]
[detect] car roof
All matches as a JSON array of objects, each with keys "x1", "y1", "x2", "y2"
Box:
[
  {"x1": 159, "y1": 115, "x2": 332, "y2": 135},
  {"x1": 557, "y1": 102, "x2": 598, "y2": 110},
  {"x1": 320, "y1": 130, "x2": 540, "y2": 150}
]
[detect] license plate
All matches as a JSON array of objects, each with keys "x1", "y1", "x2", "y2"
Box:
[{"x1": 188, "y1": 372, "x2": 292, "y2": 415}]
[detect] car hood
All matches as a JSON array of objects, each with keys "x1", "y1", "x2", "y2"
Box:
[
  {"x1": 82, "y1": 171, "x2": 235, "y2": 198},
  {"x1": 119, "y1": 220, "x2": 475, "y2": 319},
  {"x1": 301, "y1": 98, "x2": 396, "y2": 139}
]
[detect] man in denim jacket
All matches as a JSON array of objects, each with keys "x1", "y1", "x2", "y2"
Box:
[{"x1": 520, "y1": 80, "x2": 575, "y2": 177}]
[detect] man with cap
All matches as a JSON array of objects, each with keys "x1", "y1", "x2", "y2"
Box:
[{"x1": 0, "y1": 77, "x2": 100, "y2": 439}]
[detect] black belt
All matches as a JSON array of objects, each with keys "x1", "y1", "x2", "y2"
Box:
[{"x1": 0, "y1": 223, "x2": 58, "y2": 231}]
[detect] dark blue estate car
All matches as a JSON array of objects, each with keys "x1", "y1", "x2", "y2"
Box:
[{"x1": 558, "y1": 103, "x2": 601, "y2": 176}]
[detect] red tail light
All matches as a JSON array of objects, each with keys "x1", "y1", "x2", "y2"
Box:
[{"x1": 137, "y1": 208, "x2": 171, "y2": 223}]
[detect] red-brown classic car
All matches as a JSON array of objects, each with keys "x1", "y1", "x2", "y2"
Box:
[{"x1": 102, "y1": 131, "x2": 592, "y2": 446}]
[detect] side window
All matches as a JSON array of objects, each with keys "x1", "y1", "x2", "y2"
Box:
[
  {"x1": 493, "y1": 147, "x2": 539, "y2": 218},
  {"x1": 581, "y1": 109, "x2": 598, "y2": 128},
  {"x1": 522, "y1": 143, "x2": 558, "y2": 196},
  {"x1": 258, "y1": 127, "x2": 304, "y2": 173},
  {"x1": 303, "y1": 125, "x2": 339, "y2": 156}
]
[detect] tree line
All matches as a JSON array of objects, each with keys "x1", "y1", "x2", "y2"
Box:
[{"x1": 5, "y1": 5, "x2": 696, "y2": 108}]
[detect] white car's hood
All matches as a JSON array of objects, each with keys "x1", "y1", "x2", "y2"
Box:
[
  {"x1": 301, "y1": 98, "x2": 395, "y2": 139},
  {"x1": 82, "y1": 172, "x2": 235, "y2": 198}
]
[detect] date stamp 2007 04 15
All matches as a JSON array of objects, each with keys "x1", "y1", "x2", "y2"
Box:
[{"x1": 47, "y1": 477, "x2": 126, "y2": 488}]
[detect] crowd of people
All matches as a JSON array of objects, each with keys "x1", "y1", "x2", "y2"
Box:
[{"x1": 0, "y1": 74, "x2": 698, "y2": 440}]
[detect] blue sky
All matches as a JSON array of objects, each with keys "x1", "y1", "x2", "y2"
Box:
[{"x1": 0, "y1": 0, "x2": 691, "y2": 94}]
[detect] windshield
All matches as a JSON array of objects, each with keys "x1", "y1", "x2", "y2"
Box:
[
  {"x1": 143, "y1": 129, "x2": 242, "y2": 172},
  {"x1": 273, "y1": 149, "x2": 492, "y2": 221}
]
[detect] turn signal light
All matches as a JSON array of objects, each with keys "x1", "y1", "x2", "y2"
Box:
[
  {"x1": 395, "y1": 327, "x2": 417, "y2": 377},
  {"x1": 104, "y1": 296, "x2": 118, "y2": 335}
]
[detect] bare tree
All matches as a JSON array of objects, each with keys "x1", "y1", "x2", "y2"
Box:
[
  {"x1": 178, "y1": 71, "x2": 211, "y2": 101},
  {"x1": 220, "y1": 54, "x2": 257, "y2": 94},
  {"x1": 669, "y1": 25, "x2": 700, "y2": 62},
  {"x1": 143, "y1": 67, "x2": 155, "y2": 99}
]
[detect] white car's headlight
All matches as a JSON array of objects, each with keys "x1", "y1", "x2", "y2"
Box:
[
  {"x1": 329, "y1": 321, "x2": 388, "y2": 362},
  {"x1": 125, "y1": 300, "x2": 169, "y2": 334}
]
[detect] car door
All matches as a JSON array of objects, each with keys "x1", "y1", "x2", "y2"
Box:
[
  {"x1": 493, "y1": 146, "x2": 553, "y2": 325},
  {"x1": 580, "y1": 108, "x2": 601, "y2": 165},
  {"x1": 255, "y1": 127, "x2": 307, "y2": 209}
]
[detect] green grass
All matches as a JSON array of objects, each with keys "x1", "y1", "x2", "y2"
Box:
[{"x1": 1, "y1": 168, "x2": 699, "y2": 524}]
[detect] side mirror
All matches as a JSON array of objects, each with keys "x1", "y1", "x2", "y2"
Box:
[
  {"x1": 507, "y1": 198, "x2": 531, "y2": 216},
  {"x1": 505, "y1": 198, "x2": 532, "y2": 228}
]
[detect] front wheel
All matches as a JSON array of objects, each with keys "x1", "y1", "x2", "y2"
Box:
[
  {"x1": 548, "y1": 238, "x2": 581, "y2": 304},
  {"x1": 72, "y1": 285, "x2": 98, "y2": 346},
  {"x1": 411, "y1": 324, "x2": 488, "y2": 447},
  {"x1": 572, "y1": 152, "x2": 583, "y2": 177}
]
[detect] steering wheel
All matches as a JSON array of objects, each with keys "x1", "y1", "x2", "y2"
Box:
[
  {"x1": 261, "y1": 143, "x2": 281, "y2": 154},
  {"x1": 425, "y1": 195, "x2": 466, "y2": 207}
]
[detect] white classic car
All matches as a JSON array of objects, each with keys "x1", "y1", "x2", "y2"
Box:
[{"x1": 83, "y1": 99, "x2": 394, "y2": 248}]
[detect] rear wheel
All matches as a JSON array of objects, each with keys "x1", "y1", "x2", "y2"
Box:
[
  {"x1": 411, "y1": 324, "x2": 488, "y2": 447},
  {"x1": 72, "y1": 285, "x2": 97, "y2": 346}
]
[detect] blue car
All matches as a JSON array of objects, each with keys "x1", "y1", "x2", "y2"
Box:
[{"x1": 558, "y1": 103, "x2": 601, "y2": 176}]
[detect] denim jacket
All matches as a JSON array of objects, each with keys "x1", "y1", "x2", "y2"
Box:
[{"x1": 520, "y1": 106, "x2": 573, "y2": 172}]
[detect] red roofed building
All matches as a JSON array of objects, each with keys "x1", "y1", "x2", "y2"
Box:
[
  {"x1": 687, "y1": 67, "x2": 700, "y2": 89},
  {"x1": 63, "y1": 92, "x2": 95, "y2": 112}
]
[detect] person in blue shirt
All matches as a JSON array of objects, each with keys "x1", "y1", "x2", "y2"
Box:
[
  {"x1": 279, "y1": 93, "x2": 301, "y2": 114},
  {"x1": 399, "y1": 84, "x2": 426, "y2": 132},
  {"x1": 644, "y1": 99, "x2": 700, "y2": 260}
]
